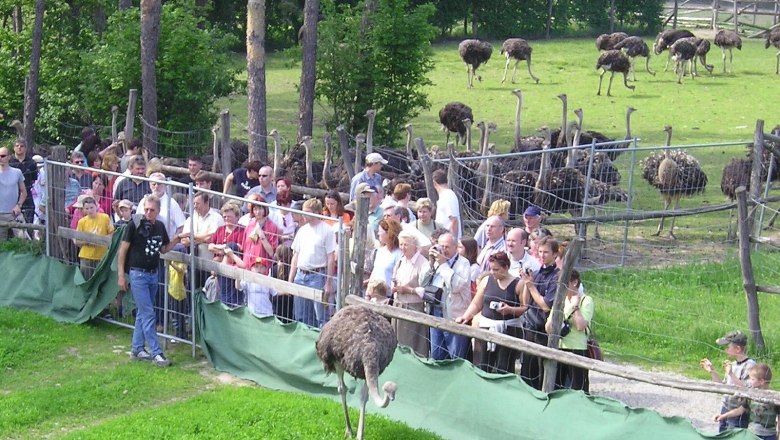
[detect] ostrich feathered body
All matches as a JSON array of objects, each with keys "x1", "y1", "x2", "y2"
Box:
[
  {"x1": 613, "y1": 36, "x2": 650, "y2": 58},
  {"x1": 439, "y1": 102, "x2": 473, "y2": 142},
  {"x1": 316, "y1": 306, "x2": 396, "y2": 380},
  {"x1": 596, "y1": 32, "x2": 628, "y2": 51},
  {"x1": 597, "y1": 50, "x2": 631, "y2": 74},
  {"x1": 501, "y1": 38, "x2": 533, "y2": 60},
  {"x1": 459, "y1": 39, "x2": 493, "y2": 69},
  {"x1": 715, "y1": 30, "x2": 742, "y2": 50},
  {"x1": 721, "y1": 158, "x2": 752, "y2": 201},
  {"x1": 654, "y1": 29, "x2": 695, "y2": 55},
  {"x1": 642, "y1": 150, "x2": 708, "y2": 197}
]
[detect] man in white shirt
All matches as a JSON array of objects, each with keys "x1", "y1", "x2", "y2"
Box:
[
  {"x1": 178, "y1": 192, "x2": 224, "y2": 262},
  {"x1": 506, "y1": 228, "x2": 540, "y2": 278},
  {"x1": 136, "y1": 173, "x2": 186, "y2": 240},
  {"x1": 432, "y1": 169, "x2": 461, "y2": 240},
  {"x1": 476, "y1": 215, "x2": 507, "y2": 273},
  {"x1": 289, "y1": 198, "x2": 337, "y2": 328}
]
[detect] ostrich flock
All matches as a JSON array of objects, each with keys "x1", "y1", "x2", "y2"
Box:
[{"x1": 458, "y1": 28, "x2": 780, "y2": 95}]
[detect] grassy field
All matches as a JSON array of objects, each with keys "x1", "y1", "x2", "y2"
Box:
[{"x1": 0, "y1": 307, "x2": 439, "y2": 439}]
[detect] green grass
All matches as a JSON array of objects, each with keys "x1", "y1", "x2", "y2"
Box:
[
  {"x1": 586, "y1": 250, "x2": 780, "y2": 384},
  {"x1": 0, "y1": 307, "x2": 439, "y2": 439}
]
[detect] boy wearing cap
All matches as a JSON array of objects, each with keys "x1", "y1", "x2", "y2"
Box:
[
  {"x1": 701, "y1": 330, "x2": 756, "y2": 432},
  {"x1": 236, "y1": 258, "x2": 277, "y2": 316},
  {"x1": 349, "y1": 153, "x2": 387, "y2": 201},
  {"x1": 715, "y1": 363, "x2": 779, "y2": 440}
]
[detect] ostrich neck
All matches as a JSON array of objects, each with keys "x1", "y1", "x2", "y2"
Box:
[
  {"x1": 478, "y1": 125, "x2": 487, "y2": 155},
  {"x1": 405, "y1": 129, "x2": 413, "y2": 158},
  {"x1": 573, "y1": 112, "x2": 583, "y2": 147},
  {"x1": 625, "y1": 111, "x2": 633, "y2": 140},
  {"x1": 560, "y1": 99, "x2": 568, "y2": 147},
  {"x1": 364, "y1": 365, "x2": 392, "y2": 408},
  {"x1": 465, "y1": 125, "x2": 472, "y2": 152}
]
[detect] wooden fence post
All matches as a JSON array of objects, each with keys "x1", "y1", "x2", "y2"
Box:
[
  {"x1": 123, "y1": 89, "x2": 137, "y2": 149},
  {"x1": 220, "y1": 110, "x2": 232, "y2": 178},
  {"x1": 736, "y1": 186, "x2": 766, "y2": 351},
  {"x1": 349, "y1": 194, "x2": 370, "y2": 297},
  {"x1": 111, "y1": 106, "x2": 119, "y2": 143},
  {"x1": 48, "y1": 146, "x2": 68, "y2": 260},
  {"x1": 415, "y1": 137, "x2": 437, "y2": 205},
  {"x1": 338, "y1": 225, "x2": 352, "y2": 310},
  {"x1": 749, "y1": 120, "x2": 765, "y2": 234},
  {"x1": 542, "y1": 237, "x2": 584, "y2": 393},
  {"x1": 336, "y1": 125, "x2": 356, "y2": 181}
]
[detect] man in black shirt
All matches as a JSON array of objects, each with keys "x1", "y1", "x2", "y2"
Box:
[
  {"x1": 9, "y1": 139, "x2": 37, "y2": 224},
  {"x1": 117, "y1": 195, "x2": 181, "y2": 367}
]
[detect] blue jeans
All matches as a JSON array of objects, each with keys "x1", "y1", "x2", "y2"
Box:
[
  {"x1": 718, "y1": 405, "x2": 750, "y2": 432},
  {"x1": 430, "y1": 307, "x2": 469, "y2": 360},
  {"x1": 130, "y1": 269, "x2": 163, "y2": 356},
  {"x1": 293, "y1": 271, "x2": 327, "y2": 328}
]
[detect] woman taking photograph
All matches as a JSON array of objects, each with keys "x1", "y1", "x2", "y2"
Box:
[
  {"x1": 390, "y1": 230, "x2": 430, "y2": 357},
  {"x1": 455, "y1": 252, "x2": 526, "y2": 374},
  {"x1": 545, "y1": 269, "x2": 593, "y2": 393},
  {"x1": 242, "y1": 197, "x2": 279, "y2": 268}
]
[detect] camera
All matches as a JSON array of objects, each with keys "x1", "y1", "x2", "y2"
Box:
[
  {"x1": 522, "y1": 263, "x2": 534, "y2": 275},
  {"x1": 489, "y1": 301, "x2": 501, "y2": 310}
]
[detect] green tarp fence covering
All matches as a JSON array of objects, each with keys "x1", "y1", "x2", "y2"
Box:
[{"x1": 0, "y1": 247, "x2": 755, "y2": 439}]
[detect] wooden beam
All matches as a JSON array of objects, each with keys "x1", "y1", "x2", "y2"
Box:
[
  {"x1": 0, "y1": 221, "x2": 45, "y2": 231},
  {"x1": 736, "y1": 187, "x2": 766, "y2": 349},
  {"x1": 345, "y1": 295, "x2": 780, "y2": 405},
  {"x1": 756, "y1": 285, "x2": 780, "y2": 295}
]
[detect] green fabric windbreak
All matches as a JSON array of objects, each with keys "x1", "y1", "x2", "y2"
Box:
[
  {"x1": 195, "y1": 296, "x2": 754, "y2": 440},
  {"x1": 0, "y1": 233, "x2": 122, "y2": 323}
]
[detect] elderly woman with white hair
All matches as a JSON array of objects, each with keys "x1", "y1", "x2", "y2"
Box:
[{"x1": 390, "y1": 229, "x2": 431, "y2": 357}]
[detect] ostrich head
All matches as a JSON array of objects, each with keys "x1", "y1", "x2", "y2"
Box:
[
  {"x1": 404, "y1": 123, "x2": 413, "y2": 135},
  {"x1": 512, "y1": 89, "x2": 523, "y2": 100},
  {"x1": 382, "y1": 381, "x2": 397, "y2": 404},
  {"x1": 10, "y1": 119, "x2": 23, "y2": 137}
]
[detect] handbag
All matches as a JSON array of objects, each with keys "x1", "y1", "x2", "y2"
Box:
[{"x1": 586, "y1": 320, "x2": 603, "y2": 361}]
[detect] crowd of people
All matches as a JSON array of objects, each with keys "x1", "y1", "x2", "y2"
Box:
[{"x1": 1, "y1": 135, "x2": 599, "y2": 389}]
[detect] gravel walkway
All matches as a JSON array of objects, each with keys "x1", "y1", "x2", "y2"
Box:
[{"x1": 589, "y1": 369, "x2": 722, "y2": 434}]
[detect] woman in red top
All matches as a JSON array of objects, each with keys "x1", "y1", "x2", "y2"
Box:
[
  {"x1": 91, "y1": 174, "x2": 113, "y2": 215},
  {"x1": 208, "y1": 203, "x2": 246, "y2": 256},
  {"x1": 241, "y1": 197, "x2": 280, "y2": 268}
]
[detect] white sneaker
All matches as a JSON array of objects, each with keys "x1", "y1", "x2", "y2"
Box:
[
  {"x1": 130, "y1": 350, "x2": 153, "y2": 361},
  {"x1": 152, "y1": 354, "x2": 171, "y2": 368}
]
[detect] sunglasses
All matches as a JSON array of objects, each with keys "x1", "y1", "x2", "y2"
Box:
[
  {"x1": 259, "y1": 174, "x2": 269, "y2": 177},
  {"x1": 74, "y1": 160, "x2": 84, "y2": 164},
  {"x1": 0, "y1": 154, "x2": 7, "y2": 158}
]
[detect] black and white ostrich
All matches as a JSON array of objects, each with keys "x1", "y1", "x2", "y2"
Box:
[
  {"x1": 316, "y1": 305, "x2": 397, "y2": 440},
  {"x1": 438, "y1": 102, "x2": 473, "y2": 146},
  {"x1": 673, "y1": 37, "x2": 714, "y2": 77},
  {"x1": 669, "y1": 38, "x2": 698, "y2": 84},
  {"x1": 765, "y1": 27, "x2": 780, "y2": 74},
  {"x1": 714, "y1": 29, "x2": 742, "y2": 74},
  {"x1": 500, "y1": 38, "x2": 539, "y2": 84},
  {"x1": 595, "y1": 32, "x2": 628, "y2": 51},
  {"x1": 613, "y1": 36, "x2": 656, "y2": 80},
  {"x1": 596, "y1": 50, "x2": 635, "y2": 96},
  {"x1": 641, "y1": 125, "x2": 708, "y2": 239},
  {"x1": 721, "y1": 157, "x2": 752, "y2": 239},
  {"x1": 653, "y1": 29, "x2": 696, "y2": 71},
  {"x1": 459, "y1": 39, "x2": 493, "y2": 88}
]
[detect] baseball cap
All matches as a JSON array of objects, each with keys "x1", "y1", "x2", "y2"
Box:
[
  {"x1": 379, "y1": 198, "x2": 397, "y2": 210},
  {"x1": 524, "y1": 205, "x2": 542, "y2": 217},
  {"x1": 72, "y1": 194, "x2": 90, "y2": 208},
  {"x1": 32, "y1": 155, "x2": 44, "y2": 167},
  {"x1": 365, "y1": 152, "x2": 388, "y2": 165},
  {"x1": 716, "y1": 331, "x2": 748, "y2": 347},
  {"x1": 253, "y1": 257, "x2": 272, "y2": 269},
  {"x1": 118, "y1": 199, "x2": 133, "y2": 210}
]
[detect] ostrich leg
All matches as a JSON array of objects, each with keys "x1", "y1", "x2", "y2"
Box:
[
  {"x1": 526, "y1": 58, "x2": 540, "y2": 84},
  {"x1": 356, "y1": 383, "x2": 369, "y2": 440},
  {"x1": 501, "y1": 57, "x2": 511, "y2": 84},
  {"x1": 668, "y1": 196, "x2": 681, "y2": 240},
  {"x1": 606, "y1": 71, "x2": 616, "y2": 96},
  {"x1": 597, "y1": 70, "x2": 607, "y2": 95},
  {"x1": 622, "y1": 72, "x2": 634, "y2": 91},
  {"x1": 721, "y1": 48, "x2": 728, "y2": 73},
  {"x1": 775, "y1": 51, "x2": 780, "y2": 74},
  {"x1": 512, "y1": 60, "x2": 519, "y2": 83},
  {"x1": 664, "y1": 52, "x2": 672, "y2": 72},
  {"x1": 336, "y1": 369, "x2": 354, "y2": 438},
  {"x1": 654, "y1": 195, "x2": 671, "y2": 236},
  {"x1": 676, "y1": 61, "x2": 685, "y2": 84},
  {"x1": 629, "y1": 58, "x2": 637, "y2": 81}
]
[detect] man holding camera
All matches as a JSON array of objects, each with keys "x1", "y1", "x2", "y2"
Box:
[
  {"x1": 418, "y1": 233, "x2": 471, "y2": 360},
  {"x1": 506, "y1": 228, "x2": 540, "y2": 278}
]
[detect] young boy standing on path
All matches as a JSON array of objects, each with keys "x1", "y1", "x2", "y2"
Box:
[
  {"x1": 715, "y1": 363, "x2": 779, "y2": 440},
  {"x1": 701, "y1": 330, "x2": 756, "y2": 432}
]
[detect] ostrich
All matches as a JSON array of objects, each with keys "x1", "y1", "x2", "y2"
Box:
[
  {"x1": 510, "y1": 89, "x2": 546, "y2": 155},
  {"x1": 10, "y1": 119, "x2": 24, "y2": 140},
  {"x1": 765, "y1": 27, "x2": 780, "y2": 74},
  {"x1": 595, "y1": 32, "x2": 628, "y2": 51},
  {"x1": 641, "y1": 125, "x2": 708, "y2": 239},
  {"x1": 439, "y1": 102, "x2": 473, "y2": 146},
  {"x1": 596, "y1": 50, "x2": 635, "y2": 96},
  {"x1": 720, "y1": 157, "x2": 752, "y2": 239},
  {"x1": 714, "y1": 29, "x2": 742, "y2": 74},
  {"x1": 315, "y1": 305, "x2": 397, "y2": 440},
  {"x1": 459, "y1": 39, "x2": 493, "y2": 88},
  {"x1": 653, "y1": 29, "x2": 696, "y2": 71},
  {"x1": 669, "y1": 38, "x2": 698, "y2": 84},
  {"x1": 500, "y1": 38, "x2": 539, "y2": 84},
  {"x1": 612, "y1": 36, "x2": 656, "y2": 80},
  {"x1": 673, "y1": 37, "x2": 714, "y2": 77}
]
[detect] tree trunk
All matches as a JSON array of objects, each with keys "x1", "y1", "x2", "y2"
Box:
[
  {"x1": 296, "y1": 0, "x2": 319, "y2": 143},
  {"x1": 140, "y1": 0, "x2": 161, "y2": 155},
  {"x1": 13, "y1": 4, "x2": 22, "y2": 33},
  {"x1": 118, "y1": 0, "x2": 132, "y2": 10},
  {"x1": 247, "y1": 0, "x2": 268, "y2": 163},
  {"x1": 22, "y1": 0, "x2": 44, "y2": 149}
]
